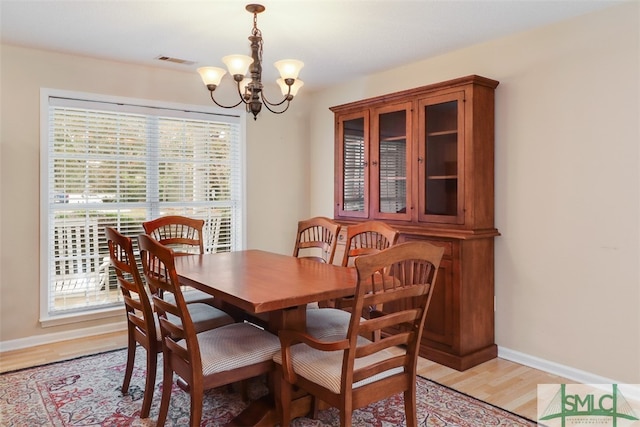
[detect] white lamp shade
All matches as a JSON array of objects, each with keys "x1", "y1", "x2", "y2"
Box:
[
  {"x1": 239, "y1": 77, "x2": 252, "y2": 93},
  {"x1": 222, "y1": 55, "x2": 253, "y2": 76},
  {"x1": 197, "y1": 67, "x2": 226, "y2": 87},
  {"x1": 274, "y1": 59, "x2": 304, "y2": 80},
  {"x1": 277, "y1": 78, "x2": 304, "y2": 97}
]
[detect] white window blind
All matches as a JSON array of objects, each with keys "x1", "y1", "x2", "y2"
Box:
[
  {"x1": 343, "y1": 118, "x2": 366, "y2": 212},
  {"x1": 42, "y1": 93, "x2": 244, "y2": 318},
  {"x1": 379, "y1": 139, "x2": 407, "y2": 213}
]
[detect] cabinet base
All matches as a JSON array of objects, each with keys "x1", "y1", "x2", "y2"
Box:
[{"x1": 420, "y1": 344, "x2": 497, "y2": 371}]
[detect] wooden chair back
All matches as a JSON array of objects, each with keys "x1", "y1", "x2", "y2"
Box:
[
  {"x1": 293, "y1": 216, "x2": 341, "y2": 264},
  {"x1": 142, "y1": 215, "x2": 205, "y2": 255},
  {"x1": 340, "y1": 220, "x2": 399, "y2": 267},
  {"x1": 106, "y1": 227, "x2": 155, "y2": 342},
  {"x1": 137, "y1": 233, "x2": 199, "y2": 366},
  {"x1": 105, "y1": 226, "x2": 159, "y2": 418},
  {"x1": 277, "y1": 241, "x2": 444, "y2": 427}
]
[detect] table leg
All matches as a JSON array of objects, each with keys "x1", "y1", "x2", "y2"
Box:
[{"x1": 267, "y1": 305, "x2": 306, "y2": 333}]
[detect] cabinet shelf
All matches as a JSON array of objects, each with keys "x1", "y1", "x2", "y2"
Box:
[
  {"x1": 427, "y1": 130, "x2": 457, "y2": 137},
  {"x1": 381, "y1": 136, "x2": 407, "y2": 142},
  {"x1": 427, "y1": 175, "x2": 457, "y2": 180}
]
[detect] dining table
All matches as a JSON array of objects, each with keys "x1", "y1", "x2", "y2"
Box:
[{"x1": 174, "y1": 249, "x2": 357, "y2": 426}]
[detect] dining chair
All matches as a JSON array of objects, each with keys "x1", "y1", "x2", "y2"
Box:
[
  {"x1": 274, "y1": 241, "x2": 444, "y2": 427},
  {"x1": 292, "y1": 216, "x2": 341, "y2": 264},
  {"x1": 305, "y1": 220, "x2": 399, "y2": 340},
  {"x1": 105, "y1": 227, "x2": 235, "y2": 419},
  {"x1": 142, "y1": 215, "x2": 216, "y2": 306},
  {"x1": 137, "y1": 234, "x2": 281, "y2": 427},
  {"x1": 142, "y1": 215, "x2": 206, "y2": 255},
  {"x1": 289, "y1": 216, "x2": 352, "y2": 340},
  {"x1": 339, "y1": 220, "x2": 400, "y2": 267}
]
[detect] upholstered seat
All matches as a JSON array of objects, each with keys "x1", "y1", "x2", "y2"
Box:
[
  {"x1": 305, "y1": 306, "x2": 353, "y2": 339},
  {"x1": 183, "y1": 322, "x2": 280, "y2": 376},
  {"x1": 273, "y1": 334, "x2": 403, "y2": 393},
  {"x1": 167, "y1": 302, "x2": 233, "y2": 333}
]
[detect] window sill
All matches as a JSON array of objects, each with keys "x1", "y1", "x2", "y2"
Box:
[{"x1": 40, "y1": 306, "x2": 124, "y2": 328}]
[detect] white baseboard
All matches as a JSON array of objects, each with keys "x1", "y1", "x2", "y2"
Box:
[
  {"x1": 0, "y1": 321, "x2": 127, "y2": 352},
  {"x1": 499, "y1": 346, "x2": 624, "y2": 385},
  {"x1": 499, "y1": 346, "x2": 640, "y2": 402}
]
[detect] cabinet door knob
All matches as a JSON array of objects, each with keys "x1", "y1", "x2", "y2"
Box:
[
  {"x1": 371, "y1": 160, "x2": 378, "y2": 166},
  {"x1": 418, "y1": 157, "x2": 424, "y2": 163}
]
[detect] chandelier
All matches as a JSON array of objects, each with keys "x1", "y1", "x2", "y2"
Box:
[{"x1": 197, "y1": 4, "x2": 304, "y2": 120}]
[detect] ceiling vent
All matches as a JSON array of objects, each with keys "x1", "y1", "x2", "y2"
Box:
[{"x1": 156, "y1": 55, "x2": 196, "y2": 66}]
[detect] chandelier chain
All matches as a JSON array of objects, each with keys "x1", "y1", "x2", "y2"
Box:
[{"x1": 252, "y1": 11, "x2": 263, "y2": 61}]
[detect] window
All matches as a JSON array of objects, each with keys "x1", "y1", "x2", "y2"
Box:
[{"x1": 40, "y1": 90, "x2": 245, "y2": 322}]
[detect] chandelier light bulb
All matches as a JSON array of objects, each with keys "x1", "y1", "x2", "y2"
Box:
[
  {"x1": 274, "y1": 59, "x2": 304, "y2": 80},
  {"x1": 277, "y1": 78, "x2": 304, "y2": 98},
  {"x1": 222, "y1": 55, "x2": 254, "y2": 78},
  {"x1": 197, "y1": 67, "x2": 227, "y2": 88}
]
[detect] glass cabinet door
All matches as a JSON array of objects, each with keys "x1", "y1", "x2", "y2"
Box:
[
  {"x1": 418, "y1": 92, "x2": 465, "y2": 224},
  {"x1": 336, "y1": 111, "x2": 369, "y2": 218},
  {"x1": 371, "y1": 102, "x2": 412, "y2": 221}
]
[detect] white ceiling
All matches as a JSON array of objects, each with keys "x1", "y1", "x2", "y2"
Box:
[{"x1": 0, "y1": 0, "x2": 625, "y2": 90}]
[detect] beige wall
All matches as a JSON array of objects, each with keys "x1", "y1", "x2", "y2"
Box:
[
  {"x1": 0, "y1": 46, "x2": 309, "y2": 342},
  {"x1": 1, "y1": 2, "x2": 638, "y2": 383},
  {"x1": 308, "y1": 2, "x2": 639, "y2": 382}
]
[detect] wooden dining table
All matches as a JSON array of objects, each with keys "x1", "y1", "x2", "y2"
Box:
[{"x1": 174, "y1": 249, "x2": 357, "y2": 426}]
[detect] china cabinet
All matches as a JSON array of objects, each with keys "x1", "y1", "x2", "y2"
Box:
[{"x1": 331, "y1": 75, "x2": 499, "y2": 370}]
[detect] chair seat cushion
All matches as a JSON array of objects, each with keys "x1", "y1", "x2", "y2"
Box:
[
  {"x1": 273, "y1": 335, "x2": 404, "y2": 394},
  {"x1": 165, "y1": 288, "x2": 216, "y2": 305},
  {"x1": 305, "y1": 307, "x2": 352, "y2": 339},
  {"x1": 159, "y1": 303, "x2": 234, "y2": 337},
  {"x1": 190, "y1": 323, "x2": 281, "y2": 376},
  {"x1": 186, "y1": 303, "x2": 235, "y2": 332}
]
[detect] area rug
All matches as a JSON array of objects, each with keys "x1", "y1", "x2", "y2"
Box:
[{"x1": 0, "y1": 348, "x2": 536, "y2": 426}]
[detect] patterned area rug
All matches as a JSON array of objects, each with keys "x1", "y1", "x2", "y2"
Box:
[{"x1": 0, "y1": 348, "x2": 536, "y2": 426}]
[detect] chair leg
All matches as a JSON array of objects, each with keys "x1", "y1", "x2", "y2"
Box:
[
  {"x1": 339, "y1": 395, "x2": 353, "y2": 427},
  {"x1": 279, "y1": 377, "x2": 293, "y2": 427},
  {"x1": 311, "y1": 395, "x2": 321, "y2": 419},
  {"x1": 156, "y1": 356, "x2": 173, "y2": 427},
  {"x1": 140, "y1": 349, "x2": 157, "y2": 418},
  {"x1": 121, "y1": 330, "x2": 136, "y2": 395},
  {"x1": 240, "y1": 379, "x2": 249, "y2": 402},
  {"x1": 404, "y1": 387, "x2": 418, "y2": 427},
  {"x1": 190, "y1": 386, "x2": 204, "y2": 427},
  {"x1": 340, "y1": 407, "x2": 352, "y2": 427}
]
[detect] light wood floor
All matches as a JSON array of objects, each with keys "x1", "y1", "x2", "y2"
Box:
[{"x1": 0, "y1": 330, "x2": 571, "y2": 421}]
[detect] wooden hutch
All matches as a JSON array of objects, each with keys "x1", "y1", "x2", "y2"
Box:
[{"x1": 331, "y1": 75, "x2": 499, "y2": 370}]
